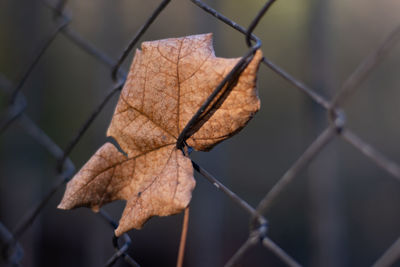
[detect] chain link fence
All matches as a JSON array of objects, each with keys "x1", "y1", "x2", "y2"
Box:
[{"x1": 1, "y1": 0, "x2": 400, "y2": 266}]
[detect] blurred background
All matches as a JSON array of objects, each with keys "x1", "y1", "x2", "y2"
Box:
[{"x1": 1, "y1": 0, "x2": 400, "y2": 266}]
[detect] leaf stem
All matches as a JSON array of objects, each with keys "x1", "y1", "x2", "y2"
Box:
[{"x1": 177, "y1": 207, "x2": 190, "y2": 267}]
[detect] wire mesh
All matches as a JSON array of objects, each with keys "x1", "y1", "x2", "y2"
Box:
[{"x1": 1, "y1": 0, "x2": 400, "y2": 266}]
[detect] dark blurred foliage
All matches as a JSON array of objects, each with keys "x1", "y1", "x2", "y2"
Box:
[{"x1": 1, "y1": 0, "x2": 400, "y2": 266}]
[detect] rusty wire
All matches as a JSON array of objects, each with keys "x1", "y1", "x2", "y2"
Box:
[{"x1": 1, "y1": 0, "x2": 400, "y2": 266}]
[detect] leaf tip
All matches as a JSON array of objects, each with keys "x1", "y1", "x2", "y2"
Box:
[
  {"x1": 57, "y1": 199, "x2": 71, "y2": 210},
  {"x1": 114, "y1": 226, "x2": 126, "y2": 237},
  {"x1": 91, "y1": 206, "x2": 100, "y2": 213},
  {"x1": 114, "y1": 218, "x2": 144, "y2": 237}
]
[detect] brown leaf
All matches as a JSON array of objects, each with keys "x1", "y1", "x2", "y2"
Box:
[{"x1": 58, "y1": 33, "x2": 263, "y2": 236}]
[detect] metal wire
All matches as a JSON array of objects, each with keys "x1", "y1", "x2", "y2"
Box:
[{"x1": 1, "y1": 0, "x2": 400, "y2": 266}]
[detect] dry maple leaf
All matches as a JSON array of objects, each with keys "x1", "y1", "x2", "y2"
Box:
[{"x1": 58, "y1": 33, "x2": 263, "y2": 236}]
